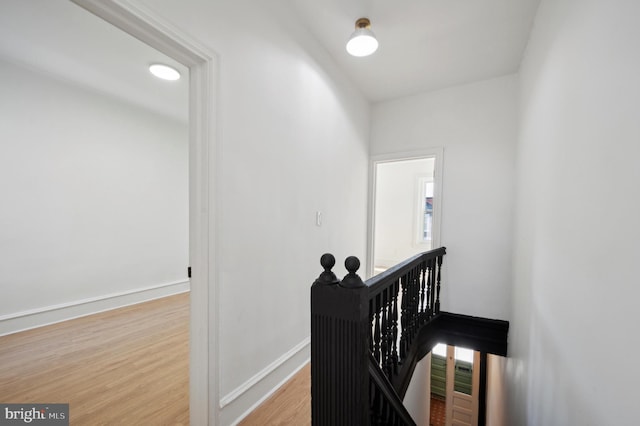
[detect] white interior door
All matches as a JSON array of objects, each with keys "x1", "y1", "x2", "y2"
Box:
[{"x1": 445, "y1": 346, "x2": 480, "y2": 426}]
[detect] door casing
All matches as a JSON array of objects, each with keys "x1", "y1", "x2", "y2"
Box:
[{"x1": 367, "y1": 148, "x2": 444, "y2": 278}]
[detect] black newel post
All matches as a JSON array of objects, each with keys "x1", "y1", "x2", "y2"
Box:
[{"x1": 311, "y1": 254, "x2": 370, "y2": 425}]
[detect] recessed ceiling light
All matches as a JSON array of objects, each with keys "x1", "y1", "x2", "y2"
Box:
[{"x1": 149, "y1": 63, "x2": 180, "y2": 81}]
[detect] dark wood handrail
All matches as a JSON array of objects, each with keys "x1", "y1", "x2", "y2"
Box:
[{"x1": 367, "y1": 247, "x2": 446, "y2": 298}]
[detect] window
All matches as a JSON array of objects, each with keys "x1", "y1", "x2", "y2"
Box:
[
  {"x1": 416, "y1": 177, "x2": 434, "y2": 246},
  {"x1": 422, "y1": 180, "x2": 434, "y2": 242}
]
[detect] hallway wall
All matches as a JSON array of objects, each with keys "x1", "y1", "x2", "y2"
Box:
[
  {"x1": 132, "y1": 0, "x2": 371, "y2": 423},
  {"x1": 371, "y1": 75, "x2": 517, "y2": 321},
  {"x1": 509, "y1": 0, "x2": 640, "y2": 423}
]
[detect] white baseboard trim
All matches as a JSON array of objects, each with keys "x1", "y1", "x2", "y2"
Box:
[
  {"x1": 220, "y1": 337, "x2": 310, "y2": 425},
  {"x1": 375, "y1": 258, "x2": 403, "y2": 269},
  {"x1": 0, "y1": 280, "x2": 190, "y2": 336}
]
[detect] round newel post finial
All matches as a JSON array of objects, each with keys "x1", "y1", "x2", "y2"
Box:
[
  {"x1": 314, "y1": 253, "x2": 339, "y2": 285},
  {"x1": 340, "y1": 256, "x2": 365, "y2": 288}
]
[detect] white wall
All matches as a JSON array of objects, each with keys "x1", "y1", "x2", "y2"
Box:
[
  {"x1": 371, "y1": 76, "x2": 517, "y2": 320},
  {"x1": 0, "y1": 59, "x2": 188, "y2": 333},
  {"x1": 508, "y1": 0, "x2": 640, "y2": 424},
  {"x1": 132, "y1": 1, "x2": 370, "y2": 423},
  {"x1": 374, "y1": 158, "x2": 435, "y2": 268},
  {"x1": 403, "y1": 353, "x2": 431, "y2": 426}
]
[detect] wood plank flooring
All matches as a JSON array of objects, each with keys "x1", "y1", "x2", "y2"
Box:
[
  {"x1": 239, "y1": 364, "x2": 311, "y2": 426},
  {"x1": 0, "y1": 293, "x2": 314, "y2": 425},
  {"x1": 0, "y1": 293, "x2": 189, "y2": 425}
]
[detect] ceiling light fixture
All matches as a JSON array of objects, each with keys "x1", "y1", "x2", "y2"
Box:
[
  {"x1": 149, "y1": 63, "x2": 181, "y2": 81},
  {"x1": 346, "y1": 17, "x2": 379, "y2": 57}
]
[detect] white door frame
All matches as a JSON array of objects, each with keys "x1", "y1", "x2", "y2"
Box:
[
  {"x1": 367, "y1": 148, "x2": 444, "y2": 278},
  {"x1": 71, "y1": 1, "x2": 219, "y2": 423}
]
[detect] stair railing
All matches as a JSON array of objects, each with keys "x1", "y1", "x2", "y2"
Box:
[{"x1": 311, "y1": 248, "x2": 446, "y2": 425}]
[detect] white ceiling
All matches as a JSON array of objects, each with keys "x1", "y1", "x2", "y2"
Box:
[
  {"x1": 0, "y1": 0, "x2": 189, "y2": 123},
  {"x1": 287, "y1": 0, "x2": 541, "y2": 101},
  {"x1": 0, "y1": 0, "x2": 540, "y2": 118}
]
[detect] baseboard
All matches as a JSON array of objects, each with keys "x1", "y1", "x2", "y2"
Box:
[
  {"x1": 375, "y1": 258, "x2": 402, "y2": 269},
  {"x1": 0, "y1": 280, "x2": 190, "y2": 336},
  {"x1": 220, "y1": 337, "x2": 310, "y2": 426}
]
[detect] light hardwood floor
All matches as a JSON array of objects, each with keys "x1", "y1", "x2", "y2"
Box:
[
  {"x1": 0, "y1": 293, "x2": 189, "y2": 425},
  {"x1": 0, "y1": 293, "x2": 311, "y2": 425},
  {"x1": 239, "y1": 364, "x2": 311, "y2": 426}
]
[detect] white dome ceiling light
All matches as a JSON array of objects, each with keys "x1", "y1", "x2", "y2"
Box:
[
  {"x1": 149, "y1": 63, "x2": 181, "y2": 81},
  {"x1": 346, "y1": 17, "x2": 379, "y2": 57}
]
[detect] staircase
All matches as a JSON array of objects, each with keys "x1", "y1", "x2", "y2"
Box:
[{"x1": 310, "y1": 248, "x2": 508, "y2": 425}]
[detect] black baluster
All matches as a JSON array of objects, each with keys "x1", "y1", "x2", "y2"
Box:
[
  {"x1": 369, "y1": 299, "x2": 374, "y2": 354},
  {"x1": 435, "y1": 254, "x2": 443, "y2": 313},
  {"x1": 399, "y1": 275, "x2": 408, "y2": 359},
  {"x1": 409, "y1": 269, "x2": 416, "y2": 344},
  {"x1": 409, "y1": 268, "x2": 417, "y2": 343},
  {"x1": 391, "y1": 280, "x2": 399, "y2": 374},
  {"x1": 403, "y1": 272, "x2": 411, "y2": 349},
  {"x1": 429, "y1": 259, "x2": 436, "y2": 315},
  {"x1": 387, "y1": 289, "x2": 395, "y2": 377},
  {"x1": 374, "y1": 294, "x2": 381, "y2": 363},
  {"x1": 414, "y1": 266, "x2": 420, "y2": 327},
  {"x1": 404, "y1": 271, "x2": 411, "y2": 348},
  {"x1": 380, "y1": 289, "x2": 389, "y2": 372},
  {"x1": 426, "y1": 260, "x2": 431, "y2": 319},
  {"x1": 384, "y1": 288, "x2": 394, "y2": 378},
  {"x1": 420, "y1": 261, "x2": 426, "y2": 322}
]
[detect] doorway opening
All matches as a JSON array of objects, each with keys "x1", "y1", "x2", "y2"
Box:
[
  {"x1": 431, "y1": 343, "x2": 480, "y2": 426},
  {"x1": 67, "y1": 1, "x2": 217, "y2": 423},
  {"x1": 368, "y1": 150, "x2": 443, "y2": 277},
  {"x1": 0, "y1": 0, "x2": 200, "y2": 422}
]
